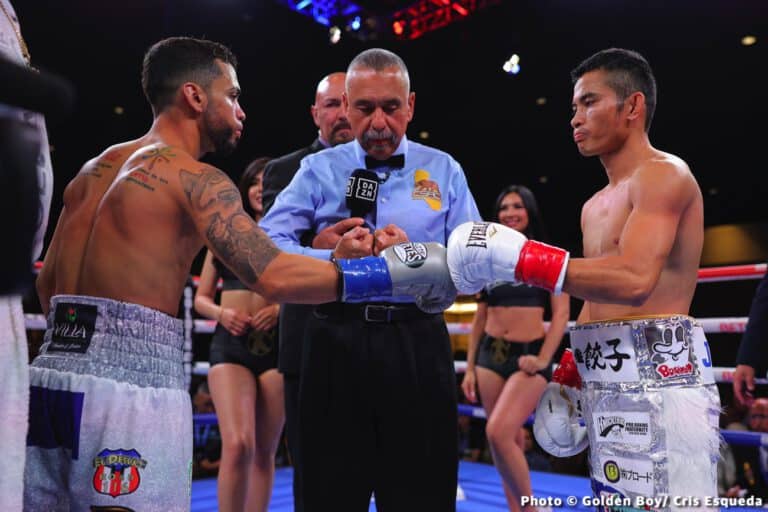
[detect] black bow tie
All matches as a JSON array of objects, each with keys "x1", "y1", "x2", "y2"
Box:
[{"x1": 365, "y1": 154, "x2": 405, "y2": 170}]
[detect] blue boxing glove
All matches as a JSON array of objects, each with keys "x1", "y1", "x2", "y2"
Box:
[{"x1": 335, "y1": 242, "x2": 457, "y2": 313}]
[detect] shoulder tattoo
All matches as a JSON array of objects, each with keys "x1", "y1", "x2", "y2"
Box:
[{"x1": 180, "y1": 167, "x2": 279, "y2": 286}]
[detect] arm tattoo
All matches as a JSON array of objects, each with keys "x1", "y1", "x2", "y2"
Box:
[{"x1": 181, "y1": 167, "x2": 279, "y2": 286}]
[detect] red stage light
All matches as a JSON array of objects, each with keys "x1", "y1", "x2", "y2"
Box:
[{"x1": 452, "y1": 3, "x2": 468, "y2": 15}]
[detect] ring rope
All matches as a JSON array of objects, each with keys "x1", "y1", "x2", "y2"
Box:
[
  {"x1": 22, "y1": 314, "x2": 751, "y2": 335},
  {"x1": 191, "y1": 408, "x2": 768, "y2": 448},
  {"x1": 30, "y1": 262, "x2": 767, "y2": 288}
]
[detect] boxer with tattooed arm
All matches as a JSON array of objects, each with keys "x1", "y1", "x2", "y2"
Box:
[{"x1": 25, "y1": 37, "x2": 454, "y2": 511}]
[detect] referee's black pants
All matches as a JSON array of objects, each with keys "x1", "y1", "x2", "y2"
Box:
[{"x1": 296, "y1": 303, "x2": 459, "y2": 511}]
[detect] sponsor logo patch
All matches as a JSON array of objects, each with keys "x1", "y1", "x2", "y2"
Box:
[
  {"x1": 569, "y1": 325, "x2": 641, "y2": 383},
  {"x1": 347, "y1": 176, "x2": 378, "y2": 201},
  {"x1": 645, "y1": 320, "x2": 693, "y2": 379},
  {"x1": 604, "y1": 460, "x2": 620, "y2": 483},
  {"x1": 49, "y1": 302, "x2": 97, "y2": 353},
  {"x1": 412, "y1": 170, "x2": 442, "y2": 211},
  {"x1": 393, "y1": 242, "x2": 428, "y2": 268},
  {"x1": 92, "y1": 448, "x2": 147, "y2": 498},
  {"x1": 465, "y1": 222, "x2": 496, "y2": 248},
  {"x1": 593, "y1": 411, "x2": 651, "y2": 447},
  {"x1": 599, "y1": 455, "x2": 655, "y2": 496}
]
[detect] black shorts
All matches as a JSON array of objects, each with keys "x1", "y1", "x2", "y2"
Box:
[
  {"x1": 209, "y1": 323, "x2": 278, "y2": 377},
  {"x1": 475, "y1": 334, "x2": 551, "y2": 380}
]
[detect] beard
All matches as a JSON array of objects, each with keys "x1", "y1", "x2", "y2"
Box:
[{"x1": 203, "y1": 108, "x2": 238, "y2": 156}]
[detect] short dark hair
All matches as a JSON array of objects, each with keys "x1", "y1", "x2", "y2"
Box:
[
  {"x1": 571, "y1": 48, "x2": 657, "y2": 132},
  {"x1": 141, "y1": 37, "x2": 237, "y2": 114},
  {"x1": 238, "y1": 157, "x2": 271, "y2": 218},
  {"x1": 494, "y1": 185, "x2": 549, "y2": 242},
  {"x1": 347, "y1": 48, "x2": 410, "y2": 92}
]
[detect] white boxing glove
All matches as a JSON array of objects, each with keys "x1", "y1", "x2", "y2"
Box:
[
  {"x1": 534, "y1": 383, "x2": 588, "y2": 457},
  {"x1": 446, "y1": 221, "x2": 527, "y2": 294},
  {"x1": 533, "y1": 349, "x2": 588, "y2": 457},
  {"x1": 447, "y1": 221, "x2": 570, "y2": 295}
]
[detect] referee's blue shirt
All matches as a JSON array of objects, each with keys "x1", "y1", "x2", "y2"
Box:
[{"x1": 261, "y1": 136, "x2": 481, "y2": 301}]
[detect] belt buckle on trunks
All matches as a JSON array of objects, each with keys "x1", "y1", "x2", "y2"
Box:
[{"x1": 364, "y1": 305, "x2": 396, "y2": 323}]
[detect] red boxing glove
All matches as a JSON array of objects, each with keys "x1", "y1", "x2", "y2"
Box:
[
  {"x1": 552, "y1": 349, "x2": 582, "y2": 389},
  {"x1": 514, "y1": 240, "x2": 569, "y2": 293}
]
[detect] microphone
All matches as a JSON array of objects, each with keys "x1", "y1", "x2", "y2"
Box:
[{"x1": 345, "y1": 169, "x2": 379, "y2": 220}]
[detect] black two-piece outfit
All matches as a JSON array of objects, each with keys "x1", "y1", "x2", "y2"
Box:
[
  {"x1": 208, "y1": 258, "x2": 278, "y2": 377},
  {"x1": 475, "y1": 282, "x2": 552, "y2": 380}
]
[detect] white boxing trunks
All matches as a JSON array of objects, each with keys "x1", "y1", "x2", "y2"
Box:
[
  {"x1": 24, "y1": 295, "x2": 192, "y2": 512},
  {"x1": 570, "y1": 315, "x2": 721, "y2": 511},
  {"x1": 0, "y1": 295, "x2": 30, "y2": 511}
]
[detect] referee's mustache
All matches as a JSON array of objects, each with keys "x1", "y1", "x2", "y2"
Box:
[{"x1": 362, "y1": 129, "x2": 396, "y2": 145}]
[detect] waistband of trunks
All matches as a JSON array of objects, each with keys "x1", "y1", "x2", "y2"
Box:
[
  {"x1": 32, "y1": 295, "x2": 185, "y2": 389},
  {"x1": 569, "y1": 315, "x2": 709, "y2": 387}
]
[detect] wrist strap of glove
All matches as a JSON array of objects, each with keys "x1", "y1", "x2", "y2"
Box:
[
  {"x1": 515, "y1": 240, "x2": 569, "y2": 294},
  {"x1": 331, "y1": 254, "x2": 344, "y2": 301},
  {"x1": 336, "y1": 256, "x2": 393, "y2": 302}
]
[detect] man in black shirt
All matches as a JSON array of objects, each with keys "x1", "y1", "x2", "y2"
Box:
[
  {"x1": 260, "y1": 72, "x2": 353, "y2": 511},
  {"x1": 733, "y1": 271, "x2": 768, "y2": 405}
]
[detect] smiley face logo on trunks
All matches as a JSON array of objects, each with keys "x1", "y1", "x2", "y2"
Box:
[
  {"x1": 490, "y1": 337, "x2": 510, "y2": 365},
  {"x1": 650, "y1": 322, "x2": 689, "y2": 362},
  {"x1": 248, "y1": 329, "x2": 275, "y2": 357},
  {"x1": 645, "y1": 321, "x2": 694, "y2": 379}
]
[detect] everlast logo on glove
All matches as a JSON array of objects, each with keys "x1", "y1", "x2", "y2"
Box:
[
  {"x1": 466, "y1": 222, "x2": 496, "y2": 248},
  {"x1": 49, "y1": 302, "x2": 97, "y2": 353}
]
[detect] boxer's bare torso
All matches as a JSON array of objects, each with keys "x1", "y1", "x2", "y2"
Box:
[
  {"x1": 77, "y1": 144, "x2": 281, "y2": 315},
  {"x1": 36, "y1": 137, "x2": 154, "y2": 313},
  {"x1": 574, "y1": 149, "x2": 703, "y2": 322}
]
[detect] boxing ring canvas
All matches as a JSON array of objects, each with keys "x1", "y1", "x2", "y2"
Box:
[{"x1": 191, "y1": 461, "x2": 760, "y2": 511}]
